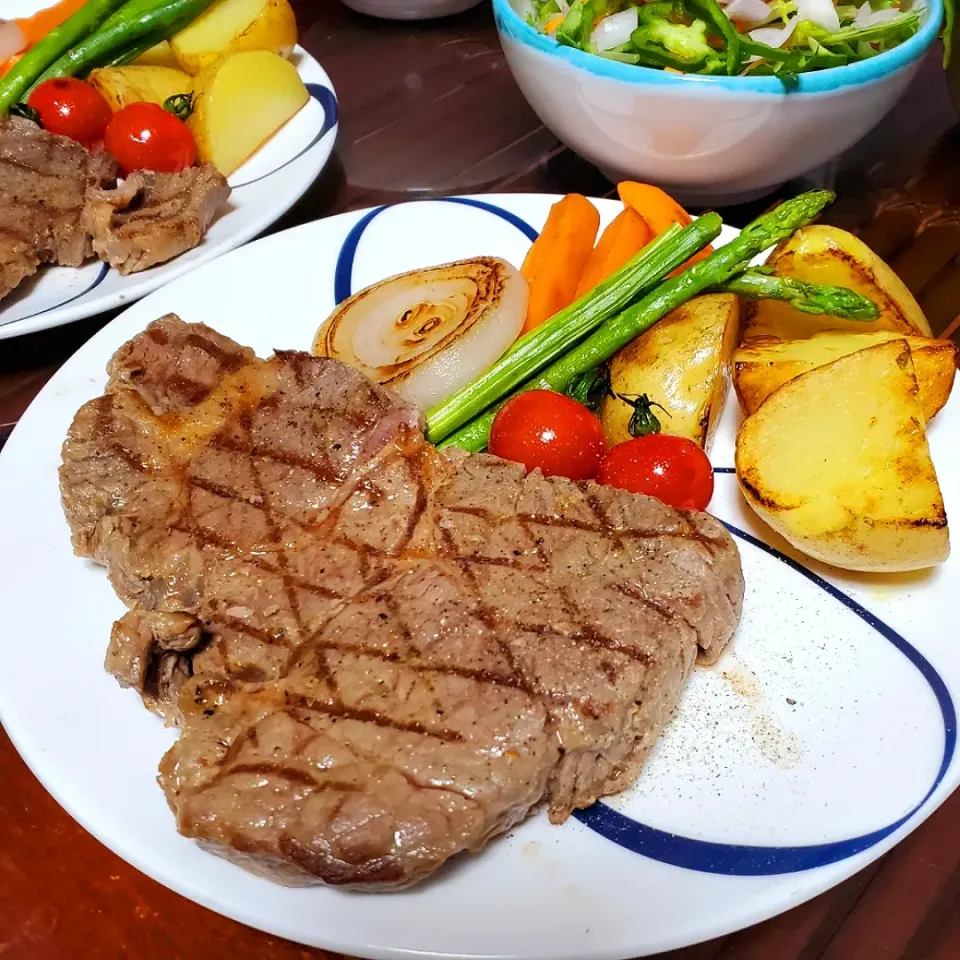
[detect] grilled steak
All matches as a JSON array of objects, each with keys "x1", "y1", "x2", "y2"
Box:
[
  {"x1": 60, "y1": 316, "x2": 744, "y2": 890},
  {"x1": 0, "y1": 116, "x2": 118, "y2": 300},
  {"x1": 83, "y1": 165, "x2": 231, "y2": 275}
]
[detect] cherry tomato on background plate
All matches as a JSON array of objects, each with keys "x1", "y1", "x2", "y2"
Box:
[
  {"x1": 27, "y1": 77, "x2": 111, "y2": 148},
  {"x1": 597, "y1": 434, "x2": 714, "y2": 511},
  {"x1": 104, "y1": 102, "x2": 197, "y2": 176},
  {"x1": 488, "y1": 390, "x2": 607, "y2": 481}
]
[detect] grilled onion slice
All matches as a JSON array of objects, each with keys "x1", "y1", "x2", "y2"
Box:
[{"x1": 313, "y1": 256, "x2": 527, "y2": 411}]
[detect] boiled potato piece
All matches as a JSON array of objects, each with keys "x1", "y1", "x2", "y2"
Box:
[
  {"x1": 171, "y1": 0, "x2": 297, "y2": 74},
  {"x1": 87, "y1": 66, "x2": 192, "y2": 113},
  {"x1": 189, "y1": 50, "x2": 309, "y2": 177},
  {"x1": 601, "y1": 294, "x2": 739, "y2": 450},
  {"x1": 736, "y1": 340, "x2": 949, "y2": 573},
  {"x1": 133, "y1": 40, "x2": 180, "y2": 69},
  {"x1": 742, "y1": 225, "x2": 932, "y2": 342},
  {"x1": 734, "y1": 332, "x2": 958, "y2": 422}
]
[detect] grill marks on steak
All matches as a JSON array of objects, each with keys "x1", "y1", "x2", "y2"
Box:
[
  {"x1": 0, "y1": 119, "x2": 230, "y2": 303},
  {"x1": 83, "y1": 166, "x2": 231, "y2": 275},
  {"x1": 0, "y1": 117, "x2": 118, "y2": 299},
  {"x1": 60, "y1": 316, "x2": 744, "y2": 889}
]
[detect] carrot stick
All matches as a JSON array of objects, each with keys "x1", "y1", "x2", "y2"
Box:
[
  {"x1": 574, "y1": 207, "x2": 652, "y2": 299},
  {"x1": 617, "y1": 181, "x2": 713, "y2": 275},
  {"x1": 16, "y1": 0, "x2": 89, "y2": 48},
  {"x1": 521, "y1": 194, "x2": 600, "y2": 334},
  {"x1": 544, "y1": 13, "x2": 565, "y2": 33},
  {"x1": 0, "y1": 55, "x2": 23, "y2": 79}
]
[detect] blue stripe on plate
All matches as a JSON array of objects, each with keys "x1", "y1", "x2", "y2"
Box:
[
  {"x1": 1, "y1": 262, "x2": 110, "y2": 327},
  {"x1": 232, "y1": 83, "x2": 339, "y2": 190},
  {"x1": 574, "y1": 519, "x2": 956, "y2": 876},
  {"x1": 333, "y1": 196, "x2": 539, "y2": 304}
]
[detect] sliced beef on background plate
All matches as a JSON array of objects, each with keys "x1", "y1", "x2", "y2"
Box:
[
  {"x1": 83, "y1": 165, "x2": 231, "y2": 275},
  {"x1": 0, "y1": 116, "x2": 118, "y2": 301}
]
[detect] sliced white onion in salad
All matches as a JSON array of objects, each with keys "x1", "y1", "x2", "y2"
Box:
[
  {"x1": 724, "y1": 0, "x2": 776, "y2": 27},
  {"x1": 0, "y1": 20, "x2": 26, "y2": 62},
  {"x1": 854, "y1": 1, "x2": 903, "y2": 25},
  {"x1": 314, "y1": 257, "x2": 528, "y2": 413},
  {"x1": 591, "y1": 7, "x2": 640, "y2": 51},
  {"x1": 797, "y1": 0, "x2": 841, "y2": 32},
  {"x1": 749, "y1": 15, "x2": 800, "y2": 46}
]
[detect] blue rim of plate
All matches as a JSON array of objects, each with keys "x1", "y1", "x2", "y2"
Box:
[
  {"x1": 331, "y1": 194, "x2": 956, "y2": 877},
  {"x1": 493, "y1": 0, "x2": 943, "y2": 95}
]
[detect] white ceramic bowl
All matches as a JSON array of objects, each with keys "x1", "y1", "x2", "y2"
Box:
[
  {"x1": 341, "y1": 0, "x2": 482, "y2": 19},
  {"x1": 494, "y1": 0, "x2": 943, "y2": 204}
]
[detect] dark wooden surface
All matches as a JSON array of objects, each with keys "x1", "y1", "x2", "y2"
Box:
[{"x1": 2, "y1": 2, "x2": 960, "y2": 958}]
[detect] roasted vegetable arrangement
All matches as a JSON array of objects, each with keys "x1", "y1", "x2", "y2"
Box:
[
  {"x1": 314, "y1": 182, "x2": 955, "y2": 573},
  {"x1": 0, "y1": 0, "x2": 307, "y2": 177}
]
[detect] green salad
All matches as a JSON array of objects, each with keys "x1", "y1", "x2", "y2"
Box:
[{"x1": 523, "y1": 0, "x2": 946, "y2": 80}]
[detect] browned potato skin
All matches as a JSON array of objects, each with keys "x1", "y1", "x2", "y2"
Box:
[
  {"x1": 735, "y1": 340, "x2": 949, "y2": 573},
  {"x1": 87, "y1": 66, "x2": 192, "y2": 112},
  {"x1": 601, "y1": 293, "x2": 739, "y2": 451},
  {"x1": 742, "y1": 225, "x2": 933, "y2": 342},
  {"x1": 733, "y1": 332, "x2": 958, "y2": 422},
  {"x1": 170, "y1": 0, "x2": 298, "y2": 74}
]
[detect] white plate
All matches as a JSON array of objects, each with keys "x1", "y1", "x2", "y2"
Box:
[
  {"x1": 0, "y1": 194, "x2": 956, "y2": 960},
  {"x1": 0, "y1": 2, "x2": 339, "y2": 340}
]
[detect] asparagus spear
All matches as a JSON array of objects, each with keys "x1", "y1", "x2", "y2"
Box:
[
  {"x1": 33, "y1": 0, "x2": 216, "y2": 87},
  {"x1": 720, "y1": 270, "x2": 879, "y2": 319},
  {"x1": 424, "y1": 214, "x2": 722, "y2": 443},
  {"x1": 437, "y1": 190, "x2": 835, "y2": 453},
  {"x1": 0, "y1": 0, "x2": 129, "y2": 113}
]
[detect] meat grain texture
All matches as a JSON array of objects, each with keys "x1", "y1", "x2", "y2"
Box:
[{"x1": 60, "y1": 316, "x2": 744, "y2": 889}]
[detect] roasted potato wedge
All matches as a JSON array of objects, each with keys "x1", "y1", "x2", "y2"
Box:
[
  {"x1": 87, "y1": 65, "x2": 192, "y2": 112},
  {"x1": 171, "y1": 0, "x2": 297, "y2": 74},
  {"x1": 742, "y1": 225, "x2": 932, "y2": 342},
  {"x1": 601, "y1": 293, "x2": 739, "y2": 450},
  {"x1": 133, "y1": 40, "x2": 180, "y2": 69},
  {"x1": 734, "y1": 332, "x2": 958, "y2": 422},
  {"x1": 736, "y1": 340, "x2": 949, "y2": 573},
  {"x1": 189, "y1": 49, "x2": 309, "y2": 177}
]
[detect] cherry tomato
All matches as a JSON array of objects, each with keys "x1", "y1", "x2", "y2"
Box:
[
  {"x1": 27, "y1": 77, "x2": 112, "y2": 148},
  {"x1": 489, "y1": 390, "x2": 607, "y2": 481},
  {"x1": 597, "y1": 434, "x2": 714, "y2": 511},
  {"x1": 104, "y1": 102, "x2": 196, "y2": 176}
]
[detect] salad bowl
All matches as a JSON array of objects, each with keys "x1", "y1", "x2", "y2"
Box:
[{"x1": 494, "y1": 0, "x2": 943, "y2": 204}]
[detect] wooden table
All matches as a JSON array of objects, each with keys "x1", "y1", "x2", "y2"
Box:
[{"x1": 2, "y1": 3, "x2": 959, "y2": 958}]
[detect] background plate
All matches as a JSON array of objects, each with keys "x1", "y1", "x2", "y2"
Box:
[
  {"x1": 0, "y1": 195, "x2": 956, "y2": 960},
  {"x1": 0, "y1": 1, "x2": 339, "y2": 340}
]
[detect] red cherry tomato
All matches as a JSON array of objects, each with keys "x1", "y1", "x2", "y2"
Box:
[
  {"x1": 489, "y1": 390, "x2": 607, "y2": 481},
  {"x1": 28, "y1": 77, "x2": 112, "y2": 148},
  {"x1": 104, "y1": 102, "x2": 196, "y2": 176},
  {"x1": 597, "y1": 434, "x2": 714, "y2": 511}
]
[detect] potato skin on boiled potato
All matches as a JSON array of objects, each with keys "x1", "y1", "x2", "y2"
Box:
[
  {"x1": 733, "y1": 331, "x2": 957, "y2": 422},
  {"x1": 171, "y1": 0, "x2": 298, "y2": 75},
  {"x1": 133, "y1": 41, "x2": 180, "y2": 69},
  {"x1": 601, "y1": 293, "x2": 739, "y2": 450},
  {"x1": 189, "y1": 49, "x2": 309, "y2": 177},
  {"x1": 735, "y1": 340, "x2": 949, "y2": 573},
  {"x1": 87, "y1": 66, "x2": 193, "y2": 112},
  {"x1": 741, "y1": 225, "x2": 932, "y2": 342}
]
